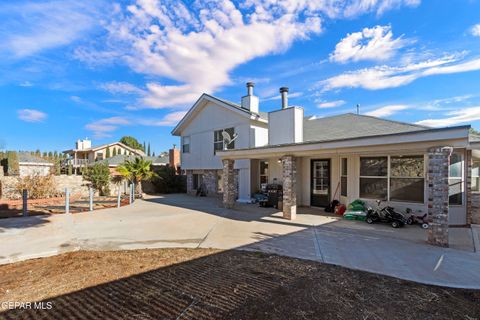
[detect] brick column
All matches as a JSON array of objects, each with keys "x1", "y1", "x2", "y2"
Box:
[
  {"x1": 222, "y1": 159, "x2": 236, "y2": 209},
  {"x1": 282, "y1": 155, "x2": 297, "y2": 220},
  {"x1": 466, "y1": 150, "x2": 473, "y2": 225},
  {"x1": 186, "y1": 170, "x2": 194, "y2": 195},
  {"x1": 427, "y1": 146, "x2": 452, "y2": 247}
]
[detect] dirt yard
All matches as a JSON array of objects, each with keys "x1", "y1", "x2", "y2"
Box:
[{"x1": 0, "y1": 249, "x2": 478, "y2": 320}]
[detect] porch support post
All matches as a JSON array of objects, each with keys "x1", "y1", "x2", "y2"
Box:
[
  {"x1": 466, "y1": 150, "x2": 473, "y2": 225},
  {"x1": 222, "y1": 159, "x2": 236, "y2": 209},
  {"x1": 282, "y1": 155, "x2": 297, "y2": 220},
  {"x1": 427, "y1": 146, "x2": 452, "y2": 247}
]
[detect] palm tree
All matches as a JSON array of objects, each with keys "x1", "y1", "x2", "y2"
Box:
[{"x1": 117, "y1": 157, "x2": 155, "y2": 197}]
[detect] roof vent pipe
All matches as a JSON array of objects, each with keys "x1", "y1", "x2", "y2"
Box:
[
  {"x1": 246, "y1": 82, "x2": 254, "y2": 96},
  {"x1": 280, "y1": 87, "x2": 289, "y2": 109}
]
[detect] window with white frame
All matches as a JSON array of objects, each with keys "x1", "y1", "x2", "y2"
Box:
[
  {"x1": 360, "y1": 155, "x2": 425, "y2": 203},
  {"x1": 449, "y1": 152, "x2": 463, "y2": 205},
  {"x1": 341, "y1": 158, "x2": 348, "y2": 197},
  {"x1": 390, "y1": 156, "x2": 424, "y2": 203},
  {"x1": 259, "y1": 161, "x2": 269, "y2": 187},
  {"x1": 182, "y1": 136, "x2": 190, "y2": 153},
  {"x1": 472, "y1": 160, "x2": 480, "y2": 192},
  {"x1": 214, "y1": 128, "x2": 235, "y2": 153},
  {"x1": 360, "y1": 157, "x2": 388, "y2": 200}
]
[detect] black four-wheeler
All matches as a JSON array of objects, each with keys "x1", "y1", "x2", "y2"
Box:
[{"x1": 365, "y1": 200, "x2": 407, "y2": 228}]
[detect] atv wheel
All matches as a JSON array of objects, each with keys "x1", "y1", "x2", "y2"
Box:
[
  {"x1": 366, "y1": 217, "x2": 374, "y2": 224},
  {"x1": 406, "y1": 217, "x2": 413, "y2": 225},
  {"x1": 421, "y1": 223, "x2": 429, "y2": 229},
  {"x1": 391, "y1": 221, "x2": 400, "y2": 228}
]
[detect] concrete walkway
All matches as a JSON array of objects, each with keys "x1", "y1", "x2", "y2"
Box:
[{"x1": 1, "y1": 194, "x2": 479, "y2": 289}]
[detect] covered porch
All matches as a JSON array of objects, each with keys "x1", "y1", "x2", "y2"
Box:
[{"x1": 220, "y1": 140, "x2": 479, "y2": 247}]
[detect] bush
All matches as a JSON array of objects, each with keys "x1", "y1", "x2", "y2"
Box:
[
  {"x1": 151, "y1": 166, "x2": 186, "y2": 194},
  {"x1": 15, "y1": 175, "x2": 59, "y2": 199},
  {"x1": 4, "y1": 151, "x2": 19, "y2": 176},
  {"x1": 82, "y1": 162, "x2": 111, "y2": 196}
]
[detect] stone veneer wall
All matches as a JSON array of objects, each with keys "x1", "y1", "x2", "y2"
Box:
[
  {"x1": 466, "y1": 150, "x2": 473, "y2": 225},
  {"x1": 427, "y1": 146, "x2": 451, "y2": 247},
  {"x1": 0, "y1": 175, "x2": 123, "y2": 199},
  {"x1": 222, "y1": 159, "x2": 235, "y2": 208},
  {"x1": 282, "y1": 156, "x2": 297, "y2": 220},
  {"x1": 19, "y1": 164, "x2": 52, "y2": 177},
  {"x1": 185, "y1": 169, "x2": 220, "y2": 196},
  {"x1": 472, "y1": 192, "x2": 480, "y2": 224}
]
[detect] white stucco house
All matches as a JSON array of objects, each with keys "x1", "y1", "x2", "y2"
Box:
[{"x1": 172, "y1": 82, "x2": 480, "y2": 246}]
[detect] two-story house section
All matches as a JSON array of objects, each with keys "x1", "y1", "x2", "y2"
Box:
[{"x1": 171, "y1": 83, "x2": 268, "y2": 201}]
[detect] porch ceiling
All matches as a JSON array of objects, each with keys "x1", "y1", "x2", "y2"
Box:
[{"x1": 217, "y1": 129, "x2": 468, "y2": 160}]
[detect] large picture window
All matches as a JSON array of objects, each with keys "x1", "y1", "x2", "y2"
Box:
[
  {"x1": 449, "y1": 152, "x2": 463, "y2": 205},
  {"x1": 360, "y1": 157, "x2": 388, "y2": 200},
  {"x1": 182, "y1": 136, "x2": 190, "y2": 153},
  {"x1": 389, "y1": 156, "x2": 424, "y2": 203},
  {"x1": 341, "y1": 158, "x2": 348, "y2": 197},
  {"x1": 359, "y1": 155, "x2": 425, "y2": 203},
  {"x1": 214, "y1": 128, "x2": 235, "y2": 153}
]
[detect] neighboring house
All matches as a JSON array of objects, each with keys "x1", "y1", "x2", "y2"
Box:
[
  {"x1": 63, "y1": 139, "x2": 145, "y2": 172},
  {"x1": 99, "y1": 154, "x2": 169, "y2": 172},
  {"x1": 172, "y1": 82, "x2": 480, "y2": 245},
  {"x1": 18, "y1": 152, "x2": 54, "y2": 177}
]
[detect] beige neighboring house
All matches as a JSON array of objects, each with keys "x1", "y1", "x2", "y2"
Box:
[
  {"x1": 63, "y1": 139, "x2": 145, "y2": 172},
  {"x1": 18, "y1": 152, "x2": 54, "y2": 177}
]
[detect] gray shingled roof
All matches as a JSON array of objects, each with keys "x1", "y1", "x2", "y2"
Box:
[
  {"x1": 303, "y1": 113, "x2": 428, "y2": 142},
  {"x1": 18, "y1": 152, "x2": 53, "y2": 164},
  {"x1": 98, "y1": 155, "x2": 169, "y2": 166}
]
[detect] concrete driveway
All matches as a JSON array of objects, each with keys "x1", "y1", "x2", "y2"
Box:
[{"x1": 1, "y1": 194, "x2": 479, "y2": 289}]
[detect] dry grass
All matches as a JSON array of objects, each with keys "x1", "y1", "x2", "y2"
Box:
[{"x1": 0, "y1": 249, "x2": 478, "y2": 320}]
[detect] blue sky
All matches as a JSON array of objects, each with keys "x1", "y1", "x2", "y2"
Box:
[{"x1": 1, "y1": 0, "x2": 480, "y2": 154}]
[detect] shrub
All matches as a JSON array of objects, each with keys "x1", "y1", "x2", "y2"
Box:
[
  {"x1": 83, "y1": 162, "x2": 111, "y2": 196},
  {"x1": 15, "y1": 175, "x2": 59, "y2": 199},
  {"x1": 151, "y1": 166, "x2": 186, "y2": 194},
  {"x1": 3, "y1": 151, "x2": 19, "y2": 176}
]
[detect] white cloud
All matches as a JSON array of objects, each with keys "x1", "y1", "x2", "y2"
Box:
[
  {"x1": 85, "y1": 112, "x2": 186, "y2": 138},
  {"x1": 317, "y1": 100, "x2": 346, "y2": 108},
  {"x1": 471, "y1": 24, "x2": 480, "y2": 37},
  {"x1": 0, "y1": 1, "x2": 104, "y2": 58},
  {"x1": 330, "y1": 25, "x2": 408, "y2": 63},
  {"x1": 19, "y1": 81, "x2": 33, "y2": 87},
  {"x1": 416, "y1": 107, "x2": 480, "y2": 127},
  {"x1": 365, "y1": 104, "x2": 410, "y2": 117},
  {"x1": 76, "y1": 0, "x2": 418, "y2": 109},
  {"x1": 319, "y1": 53, "x2": 480, "y2": 91},
  {"x1": 85, "y1": 117, "x2": 130, "y2": 138},
  {"x1": 99, "y1": 81, "x2": 145, "y2": 95},
  {"x1": 138, "y1": 111, "x2": 187, "y2": 126},
  {"x1": 262, "y1": 92, "x2": 303, "y2": 101},
  {"x1": 17, "y1": 109, "x2": 47, "y2": 123},
  {"x1": 342, "y1": 0, "x2": 420, "y2": 17}
]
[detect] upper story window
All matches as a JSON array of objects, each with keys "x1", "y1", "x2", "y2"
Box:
[
  {"x1": 182, "y1": 136, "x2": 190, "y2": 153},
  {"x1": 214, "y1": 128, "x2": 235, "y2": 153}
]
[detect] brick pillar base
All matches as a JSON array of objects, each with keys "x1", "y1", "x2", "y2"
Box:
[
  {"x1": 282, "y1": 155, "x2": 297, "y2": 220},
  {"x1": 427, "y1": 146, "x2": 451, "y2": 247},
  {"x1": 222, "y1": 159, "x2": 235, "y2": 209}
]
